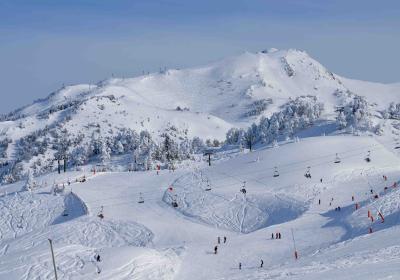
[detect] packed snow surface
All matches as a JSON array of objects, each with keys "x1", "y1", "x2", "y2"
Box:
[{"x1": 1, "y1": 134, "x2": 400, "y2": 279}]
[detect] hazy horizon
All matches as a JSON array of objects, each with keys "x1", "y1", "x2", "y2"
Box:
[{"x1": 0, "y1": 0, "x2": 399, "y2": 114}]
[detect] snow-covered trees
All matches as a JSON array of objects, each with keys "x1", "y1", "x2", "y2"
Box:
[
  {"x1": 115, "y1": 140, "x2": 124, "y2": 154},
  {"x1": 1, "y1": 162, "x2": 24, "y2": 184},
  {"x1": 100, "y1": 140, "x2": 111, "y2": 163},
  {"x1": 336, "y1": 111, "x2": 347, "y2": 129},
  {"x1": 69, "y1": 145, "x2": 90, "y2": 166},
  {"x1": 337, "y1": 95, "x2": 372, "y2": 131},
  {"x1": 225, "y1": 128, "x2": 241, "y2": 145},
  {"x1": 244, "y1": 124, "x2": 258, "y2": 151},
  {"x1": 225, "y1": 96, "x2": 324, "y2": 148},
  {"x1": 132, "y1": 131, "x2": 156, "y2": 171},
  {"x1": 23, "y1": 170, "x2": 35, "y2": 191},
  {"x1": 387, "y1": 102, "x2": 400, "y2": 120},
  {"x1": 191, "y1": 137, "x2": 206, "y2": 154}
]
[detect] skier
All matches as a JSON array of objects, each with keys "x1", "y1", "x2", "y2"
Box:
[
  {"x1": 271, "y1": 233, "x2": 274, "y2": 239},
  {"x1": 95, "y1": 254, "x2": 101, "y2": 262},
  {"x1": 224, "y1": 236, "x2": 227, "y2": 243},
  {"x1": 217, "y1": 236, "x2": 221, "y2": 244},
  {"x1": 260, "y1": 259, "x2": 264, "y2": 268},
  {"x1": 352, "y1": 195, "x2": 354, "y2": 201},
  {"x1": 320, "y1": 178, "x2": 323, "y2": 183},
  {"x1": 279, "y1": 232, "x2": 282, "y2": 239},
  {"x1": 239, "y1": 262, "x2": 242, "y2": 270},
  {"x1": 370, "y1": 189, "x2": 374, "y2": 194},
  {"x1": 338, "y1": 206, "x2": 341, "y2": 211},
  {"x1": 318, "y1": 199, "x2": 321, "y2": 205},
  {"x1": 214, "y1": 245, "x2": 218, "y2": 254}
]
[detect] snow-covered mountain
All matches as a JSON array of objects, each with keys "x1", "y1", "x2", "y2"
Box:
[
  {"x1": 0, "y1": 48, "x2": 399, "y2": 183},
  {"x1": 2, "y1": 48, "x2": 400, "y2": 280}
]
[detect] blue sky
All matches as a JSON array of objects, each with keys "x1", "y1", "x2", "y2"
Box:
[{"x1": 0, "y1": 0, "x2": 399, "y2": 113}]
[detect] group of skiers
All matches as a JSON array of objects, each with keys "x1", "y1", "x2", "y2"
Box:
[
  {"x1": 214, "y1": 236, "x2": 227, "y2": 254},
  {"x1": 271, "y1": 232, "x2": 282, "y2": 239},
  {"x1": 238, "y1": 259, "x2": 264, "y2": 270}
]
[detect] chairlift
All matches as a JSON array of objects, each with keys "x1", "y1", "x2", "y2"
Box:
[
  {"x1": 304, "y1": 167, "x2": 312, "y2": 179},
  {"x1": 365, "y1": 151, "x2": 371, "y2": 162},
  {"x1": 62, "y1": 208, "x2": 69, "y2": 217},
  {"x1": 138, "y1": 192, "x2": 144, "y2": 204},
  {"x1": 205, "y1": 180, "x2": 212, "y2": 191},
  {"x1": 97, "y1": 206, "x2": 104, "y2": 219},
  {"x1": 334, "y1": 153, "x2": 341, "y2": 164},
  {"x1": 273, "y1": 166, "x2": 280, "y2": 177},
  {"x1": 171, "y1": 195, "x2": 178, "y2": 208},
  {"x1": 240, "y1": 181, "x2": 247, "y2": 194}
]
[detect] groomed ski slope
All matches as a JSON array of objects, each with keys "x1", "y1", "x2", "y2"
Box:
[{"x1": 2, "y1": 135, "x2": 400, "y2": 279}]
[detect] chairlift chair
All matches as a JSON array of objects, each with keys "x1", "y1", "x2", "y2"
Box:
[
  {"x1": 97, "y1": 206, "x2": 104, "y2": 219},
  {"x1": 138, "y1": 192, "x2": 144, "y2": 204},
  {"x1": 205, "y1": 180, "x2": 212, "y2": 191},
  {"x1": 365, "y1": 151, "x2": 371, "y2": 162},
  {"x1": 62, "y1": 208, "x2": 69, "y2": 217},
  {"x1": 240, "y1": 181, "x2": 247, "y2": 194},
  {"x1": 304, "y1": 167, "x2": 311, "y2": 179},
  {"x1": 171, "y1": 195, "x2": 178, "y2": 208},
  {"x1": 334, "y1": 153, "x2": 341, "y2": 164},
  {"x1": 273, "y1": 166, "x2": 279, "y2": 177}
]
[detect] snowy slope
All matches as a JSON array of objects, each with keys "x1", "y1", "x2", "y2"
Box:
[{"x1": 1, "y1": 133, "x2": 400, "y2": 279}]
